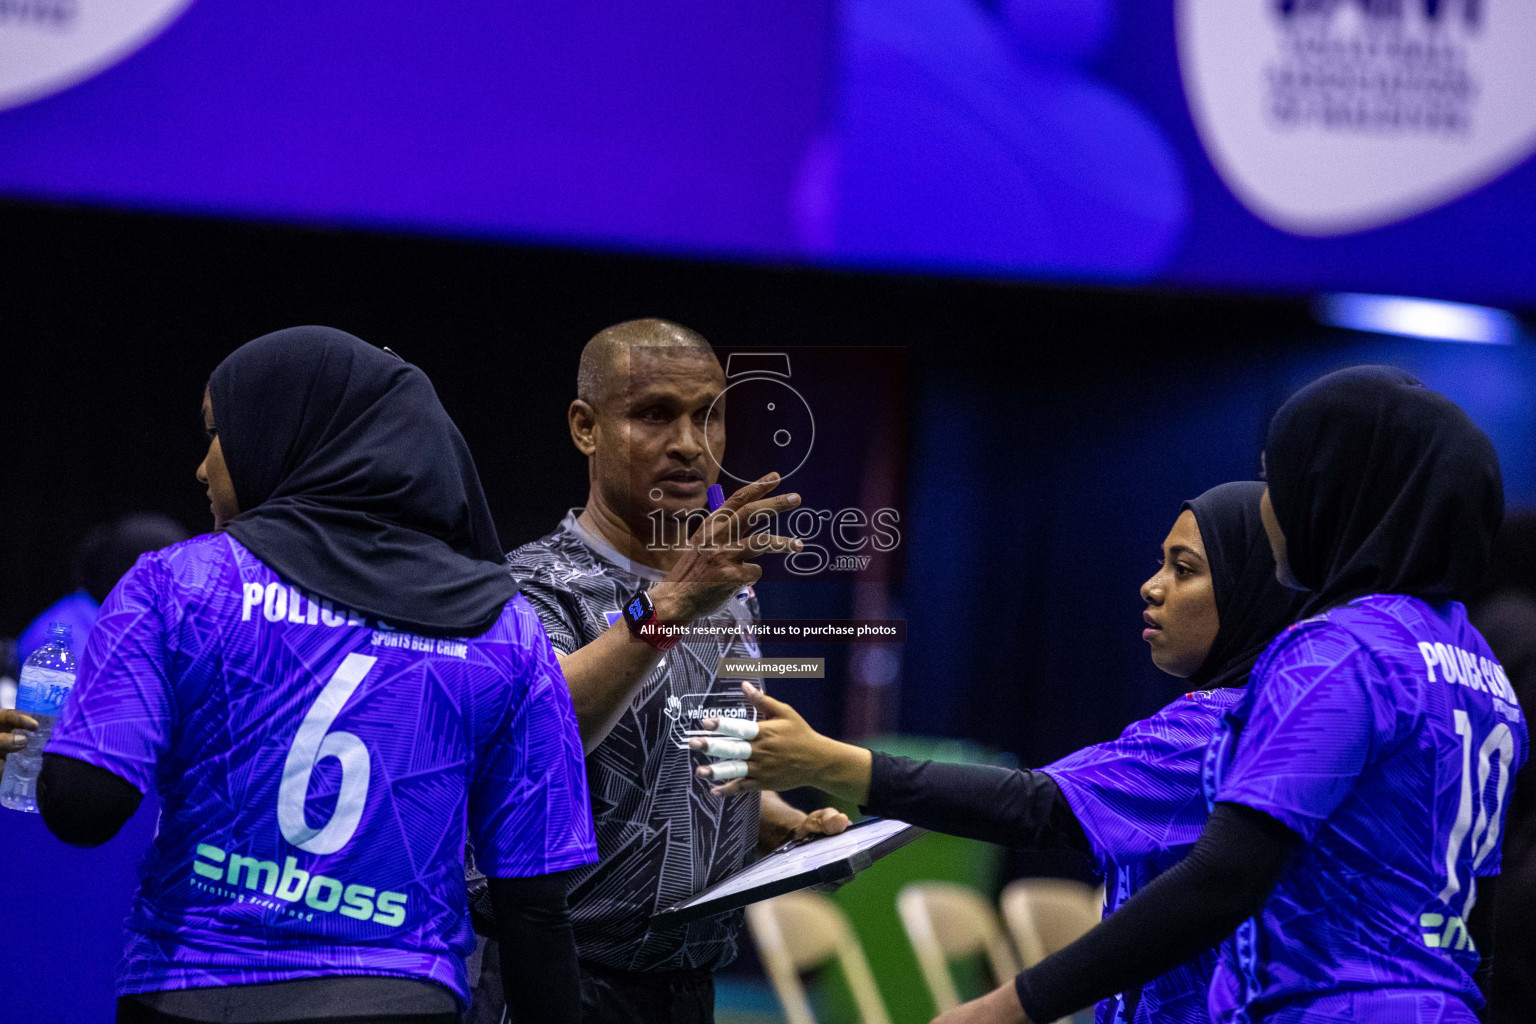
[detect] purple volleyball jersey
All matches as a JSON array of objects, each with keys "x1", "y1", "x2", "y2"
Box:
[
  {"x1": 1046, "y1": 687, "x2": 1240, "y2": 1024},
  {"x1": 47, "y1": 534, "x2": 597, "y2": 1006},
  {"x1": 1208, "y1": 595, "x2": 1528, "y2": 1024}
]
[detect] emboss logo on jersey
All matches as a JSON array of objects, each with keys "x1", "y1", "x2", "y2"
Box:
[
  {"x1": 1177, "y1": 0, "x2": 1536, "y2": 235},
  {"x1": 1419, "y1": 910, "x2": 1474, "y2": 951},
  {"x1": 0, "y1": 0, "x2": 195, "y2": 112},
  {"x1": 191, "y1": 843, "x2": 407, "y2": 927}
]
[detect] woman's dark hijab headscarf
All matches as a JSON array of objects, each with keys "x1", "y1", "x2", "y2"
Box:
[
  {"x1": 1266, "y1": 366, "x2": 1503, "y2": 616},
  {"x1": 1184, "y1": 481, "x2": 1309, "y2": 690},
  {"x1": 209, "y1": 326, "x2": 516, "y2": 636}
]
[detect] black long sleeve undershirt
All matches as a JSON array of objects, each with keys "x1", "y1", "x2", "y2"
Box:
[
  {"x1": 863, "y1": 751, "x2": 1092, "y2": 855},
  {"x1": 487, "y1": 871, "x2": 581, "y2": 1024},
  {"x1": 37, "y1": 752, "x2": 141, "y2": 846},
  {"x1": 1015, "y1": 801, "x2": 1298, "y2": 1024}
]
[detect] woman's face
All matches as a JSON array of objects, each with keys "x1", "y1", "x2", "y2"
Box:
[
  {"x1": 196, "y1": 388, "x2": 240, "y2": 528},
  {"x1": 1259, "y1": 486, "x2": 1303, "y2": 590},
  {"x1": 1140, "y1": 509, "x2": 1221, "y2": 678}
]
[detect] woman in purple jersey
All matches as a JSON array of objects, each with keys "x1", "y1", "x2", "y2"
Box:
[
  {"x1": 21, "y1": 327, "x2": 598, "y2": 1024},
  {"x1": 913, "y1": 367, "x2": 1516, "y2": 1024},
  {"x1": 693, "y1": 480, "x2": 1306, "y2": 1024}
]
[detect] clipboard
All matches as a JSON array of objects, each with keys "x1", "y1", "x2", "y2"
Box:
[{"x1": 650, "y1": 817, "x2": 925, "y2": 926}]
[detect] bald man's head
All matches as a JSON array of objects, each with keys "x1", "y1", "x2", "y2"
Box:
[{"x1": 577, "y1": 318, "x2": 716, "y2": 411}]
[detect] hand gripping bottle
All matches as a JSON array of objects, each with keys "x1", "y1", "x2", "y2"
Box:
[{"x1": 0, "y1": 623, "x2": 78, "y2": 812}]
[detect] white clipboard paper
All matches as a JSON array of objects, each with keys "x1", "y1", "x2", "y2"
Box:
[{"x1": 650, "y1": 817, "x2": 925, "y2": 926}]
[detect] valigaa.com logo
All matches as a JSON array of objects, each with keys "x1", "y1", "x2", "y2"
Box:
[{"x1": 1178, "y1": 0, "x2": 1536, "y2": 236}]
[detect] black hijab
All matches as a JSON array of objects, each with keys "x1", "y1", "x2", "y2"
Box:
[
  {"x1": 1184, "y1": 481, "x2": 1309, "y2": 690},
  {"x1": 1266, "y1": 366, "x2": 1503, "y2": 616},
  {"x1": 210, "y1": 326, "x2": 516, "y2": 637}
]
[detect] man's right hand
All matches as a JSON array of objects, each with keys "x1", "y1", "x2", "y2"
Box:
[
  {"x1": 1, "y1": 709, "x2": 39, "y2": 771},
  {"x1": 649, "y1": 473, "x2": 803, "y2": 624}
]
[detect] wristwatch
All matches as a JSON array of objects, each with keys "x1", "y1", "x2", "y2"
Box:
[{"x1": 623, "y1": 589, "x2": 679, "y2": 650}]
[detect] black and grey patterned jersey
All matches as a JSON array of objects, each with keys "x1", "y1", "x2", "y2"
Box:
[{"x1": 505, "y1": 511, "x2": 763, "y2": 972}]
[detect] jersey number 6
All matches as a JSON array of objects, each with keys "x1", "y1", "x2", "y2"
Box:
[{"x1": 278, "y1": 653, "x2": 377, "y2": 856}]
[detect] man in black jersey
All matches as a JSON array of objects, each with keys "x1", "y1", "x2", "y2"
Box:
[{"x1": 471, "y1": 319, "x2": 848, "y2": 1024}]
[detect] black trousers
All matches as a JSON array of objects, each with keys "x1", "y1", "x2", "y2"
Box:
[
  {"x1": 116, "y1": 1001, "x2": 458, "y2": 1024},
  {"x1": 578, "y1": 962, "x2": 715, "y2": 1024},
  {"x1": 466, "y1": 938, "x2": 714, "y2": 1024}
]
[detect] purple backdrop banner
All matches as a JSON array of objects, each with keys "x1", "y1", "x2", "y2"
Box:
[{"x1": 1, "y1": 0, "x2": 1533, "y2": 304}]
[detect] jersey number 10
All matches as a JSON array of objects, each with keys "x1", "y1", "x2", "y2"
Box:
[
  {"x1": 277, "y1": 653, "x2": 377, "y2": 856},
  {"x1": 1437, "y1": 709, "x2": 1515, "y2": 923}
]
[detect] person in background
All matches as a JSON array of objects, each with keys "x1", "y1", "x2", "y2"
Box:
[
  {"x1": 29, "y1": 326, "x2": 597, "y2": 1024},
  {"x1": 1465, "y1": 510, "x2": 1536, "y2": 1024},
  {"x1": 5, "y1": 518, "x2": 186, "y2": 773},
  {"x1": 696, "y1": 481, "x2": 1307, "y2": 1024},
  {"x1": 475, "y1": 318, "x2": 849, "y2": 1024},
  {"x1": 15, "y1": 513, "x2": 188, "y2": 664}
]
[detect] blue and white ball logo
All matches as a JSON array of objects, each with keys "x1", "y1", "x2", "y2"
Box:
[
  {"x1": 0, "y1": 0, "x2": 195, "y2": 113},
  {"x1": 1178, "y1": 0, "x2": 1536, "y2": 235}
]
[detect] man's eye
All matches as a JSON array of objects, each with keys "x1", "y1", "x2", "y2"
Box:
[{"x1": 204, "y1": 427, "x2": 218, "y2": 442}]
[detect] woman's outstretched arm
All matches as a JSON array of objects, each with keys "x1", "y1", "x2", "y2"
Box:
[
  {"x1": 694, "y1": 684, "x2": 1089, "y2": 854},
  {"x1": 867, "y1": 752, "x2": 1089, "y2": 853}
]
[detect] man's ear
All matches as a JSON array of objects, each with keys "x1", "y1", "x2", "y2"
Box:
[{"x1": 569, "y1": 399, "x2": 598, "y2": 456}]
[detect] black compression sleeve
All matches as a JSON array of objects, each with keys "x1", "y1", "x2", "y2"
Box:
[
  {"x1": 37, "y1": 753, "x2": 141, "y2": 847},
  {"x1": 1015, "y1": 802, "x2": 1299, "y2": 1024},
  {"x1": 1468, "y1": 874, "x2": 1498, "y2": 1023},
  {"x1": 863, "y1": 752, "x2": 1090, "y2": 854},
  {"x1": 488, "y1": 871, "x2": 580, "y2": 1024}
]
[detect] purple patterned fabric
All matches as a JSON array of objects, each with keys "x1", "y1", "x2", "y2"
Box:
[
  {"x1": 1209, "y1": 594, "x2": 1528, "y2": 1023},
  {"x1": 1047, "y1": 687, "x2": 1239, "y2": 1024},
  {"x1": 47, "y1": 533, "x2": 596, "y2": 1006}
]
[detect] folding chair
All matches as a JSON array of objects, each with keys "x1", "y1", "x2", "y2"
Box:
[
  {"x1": 746, "y1": 890, "x2": 893, "y2": 1024},
  {"x1": 896, "y1": 881, "x2": 1021, "y2": 1014},
  {"x1": 999, "y1": 878, "x2": 1103, "y2": 968}
]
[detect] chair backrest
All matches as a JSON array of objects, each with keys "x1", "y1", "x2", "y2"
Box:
[
  {"x1": 896, "y1": 881, "x2": 1021, "y2": 1013},
  {"x1": 746, "y1": 891, "x2": 893, "y2": 1024},
  {"x1": 999, "y1": 878, "x2": 1103, "y2": 969}
]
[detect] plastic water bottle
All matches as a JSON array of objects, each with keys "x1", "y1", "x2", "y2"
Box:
[{"x1": 0, "y1": 623, "x2": 77, "y2": 813}]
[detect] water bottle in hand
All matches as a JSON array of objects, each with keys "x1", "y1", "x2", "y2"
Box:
[{"x1": 0, "y1": 623, "x2": 77, "y2": 813}]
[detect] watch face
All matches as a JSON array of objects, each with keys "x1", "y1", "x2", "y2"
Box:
[
  {"x1": 626, "y1": 595, "x2": 648, "y2": 622},
  {"x1": 705, "y1": 374, "x2": 815, "y2": 485}
]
